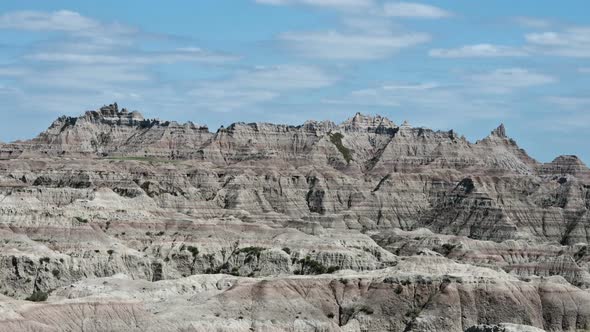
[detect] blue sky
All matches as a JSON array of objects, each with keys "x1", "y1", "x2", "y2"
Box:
[{"x1": 0, "y1": 0, "x2": 589, "y2": 163}]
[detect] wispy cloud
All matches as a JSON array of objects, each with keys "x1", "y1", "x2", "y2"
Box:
[
  {"x1": 257, "y1": 0, "x2": 446, "y2": 60},
  {"x1": 254, "y1": 0, "x2": 373, "y2": 9},
  {"x1": 0, "y1": 10, "x2": 103, "y2": 32},
  {"x1": 513, "y1": 16, "x2": 552, "y2": 29},
  {"x1": 525, "y1": 27, "x2": 590, "y2": 57},
  {"x1": 579, "y1": 67, "x2": 590, "y2": 73},
  {"x1": 431, "y1": 24, "x2": 590, "y2": 59},
  {"x1": 322, "y1": 80, "x2": 510, "y2": 126},
  {"x1": 189, "y1": 65, "x2": 337, "y2": 112},
  {"x1": 382, "y1": 2, "x2": 452, "y2": 19},
  {"x1": 469, "y1": 68, "x2": 556, "y2": 93},
  {"x1": 429, "y1": 44, "x2": 528, "y2": 58},
  {"x1": 321, "y1": 67, "x2": 557, "y2": 125},
  {"x1": 278, "y1": 30, "x2": 430, "y2": 60},
  {"x1": 25, "y1": 48, "x2": 237, "y2": 65},
  {"x1": 0, "y1": 10, "x2": 242, "y2": 122},
  {"x1": 0, "y1": 10, "x2": 236, "y2": 66}
]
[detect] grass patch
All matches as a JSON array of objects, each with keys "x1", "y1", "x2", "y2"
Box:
[{"x1": 329, "y1": 132, "x2": 352, "y2": 164}]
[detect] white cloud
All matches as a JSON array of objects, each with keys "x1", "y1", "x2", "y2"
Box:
[
  {"x1": 255, "y1": 0, "x2": 373, "y2": 9},
  {"x1": 470, "y1": 68, "x2": 556, "y2": 93},
  {"x1": 329, "y1": 82, "x2": 440, "y2": 107},
  {"x1": 525, "y1": 27, "x2": 590, "y2": 57},
  {"x1": 279, "y1": 30, "x2": 430, "y2": 60},
  {"x1": 189, "y1": 65, "x2": 337, "y2": 112},
  {"x1": 228, "y1": 65, "x2": 337, "y2": 90},
  {"x1": 431, "y1": 26, "x2": 590, "y2": 60},
  {"x1": 382, "y1": 2, "x2": 452, "y2": 18},
  {"x1": 0, "y1": 10, "x2": 99, "y2": 31},
  {"x1": 0, "y1": 10, "x2": 235, "y2": 66},
  {"x1": 0, "y1": 10, "x2": 136, "y2": 42},
  {"x1": 323, "y1": 81, "x2": 509, "y2": 123},
  {"x1": 513, "y1": 17, "x2": 552, "y2": 29},
  {"x1": 429, "y1": 44, "x2": 528, "y2": 58},
  {"x1": 189, "y1": 89, "x2": 278, "y2": 113},
  {"x1": 382, "y1": 82, "x2": 439, "y2": 90},
  {"x1": 14, "y1": 65, "x2": 152, "y2": 91},
  {"x1": 0, "y1": 10, "x2": 244, "y2": 122},
  {"x1": 25, "y1": 48, "x2": 237, "y2": 65}
]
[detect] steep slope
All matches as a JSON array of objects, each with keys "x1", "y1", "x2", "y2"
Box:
[{"x1": 0, "y1": 104, "x2": 589, "y2": 332}]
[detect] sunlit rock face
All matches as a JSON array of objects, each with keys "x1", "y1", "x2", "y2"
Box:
[{"x1": 0, "y1": 104, "x2": 588, "y2": 332}]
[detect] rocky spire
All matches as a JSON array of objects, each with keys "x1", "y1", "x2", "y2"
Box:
[
  {"x1": 84, "y1": 103, "x2": 145, "y2": 124},
  {"x1": 491, "y1": 123, "x2": 507, "y2": 138}
]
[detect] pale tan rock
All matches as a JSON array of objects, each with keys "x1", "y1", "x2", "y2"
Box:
[{"x1": 0, "y1": 106, "x2": 588, "y2": 331}]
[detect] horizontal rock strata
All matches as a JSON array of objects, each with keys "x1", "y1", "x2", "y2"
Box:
[{"x1": 0, "y1": 104, "x2": 588, "y2": 332}]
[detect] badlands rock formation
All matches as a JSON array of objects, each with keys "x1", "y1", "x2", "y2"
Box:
[{"x1": 0, "y1": 103, "x2": 589, "y2": 332}]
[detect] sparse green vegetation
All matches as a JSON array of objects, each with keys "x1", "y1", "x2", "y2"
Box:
[
  {"x1": 435, "y1": 243, "x2": 457, "y2": 256},
  {"x1": 406, "y1": 307, "x2": 422, "y2": 320},
  {"x1": 329, "y1": 132, "x2": 352, "y2": 164},
  {"x1": 186, "y1": 246, "x2": 200, "y2": 257},
  {"x1": 359, "y1": 305, "x2": 374, "y2": 315},
  {"x1": 326, "y1": 266, "x2": 340, "y2": 274},
  {"x1": 75, "y1": 217, "x2": 89, "y2": 224},
  {"x1": 26, "y1": 290, "x2": 48, "y2": 302},
  {"x1": 295, "y1": 256, "x2": 340, "y2": 275},
  {"x1": 237, "y1": 246, "x2": 265, "y2": 263}
]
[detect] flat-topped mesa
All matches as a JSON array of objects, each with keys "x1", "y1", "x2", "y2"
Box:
[{"x1": 339, "y1": 112, "x2": 397, "y2": 133}]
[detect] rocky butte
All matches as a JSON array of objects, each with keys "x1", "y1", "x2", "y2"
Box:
[{"x1": 0, "y1": 103, "x2": 588, "y2": 332}]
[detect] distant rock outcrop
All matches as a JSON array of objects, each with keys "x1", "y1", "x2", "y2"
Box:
[{"x1": 0, "y1": 104, "x2": 588, "y2": 332}]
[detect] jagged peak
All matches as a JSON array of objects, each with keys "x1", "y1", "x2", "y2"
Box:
[
  {"x1": 339, "y1": 112, "x2": 396, "y2": 131},
  {"x1": 477, "y1": 123, "x2": 516, "y2": 145},
  {"x1": 84, "y1": 103, "x2": 145, "y2": 122},
  {"x1": 44, "y1": 104, "x2": 210, "y2": 132},
  {"x1": 491, "y1": 123, "x2": 507, "y2": 138}
]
